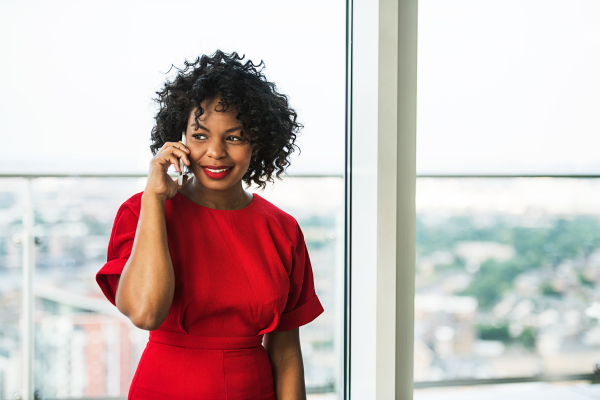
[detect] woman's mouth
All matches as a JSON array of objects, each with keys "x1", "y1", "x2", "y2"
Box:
[{"x1": 202, "y1": 165, "x2": 233, "y2": 179}]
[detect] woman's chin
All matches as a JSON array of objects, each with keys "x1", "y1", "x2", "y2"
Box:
[{"x1": 191, "y1": 174, "x2": 243, "y2": 193}]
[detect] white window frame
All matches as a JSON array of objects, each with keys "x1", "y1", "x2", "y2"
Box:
[{"x1": 346, "y1": 0, "x2": 418, "y2": 398}]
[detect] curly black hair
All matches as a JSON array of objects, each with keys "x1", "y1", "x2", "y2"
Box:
[{"x1": 150, "y1": 50, "x2": 302, "y2": 189}]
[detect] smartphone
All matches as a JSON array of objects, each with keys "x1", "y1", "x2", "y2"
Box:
[{"x1": 178, "y1": 131, "x2": 186, "y2": 185}]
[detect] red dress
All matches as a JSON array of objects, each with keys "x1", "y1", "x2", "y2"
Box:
[{"x1": 96, "y1": 191, "x2": 324, "y2": 399}]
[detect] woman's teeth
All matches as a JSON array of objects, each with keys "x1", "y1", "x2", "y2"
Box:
[{"x1": 206, "y1": 168, "x2": 230, "y2": 173}]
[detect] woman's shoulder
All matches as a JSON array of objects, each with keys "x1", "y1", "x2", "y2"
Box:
[
  {"x1": 117, "y1": 191, "x2": 144, "y2": 217},
  {"x1": 251, "y1": 193, "x2": 299, "y2": 228}
]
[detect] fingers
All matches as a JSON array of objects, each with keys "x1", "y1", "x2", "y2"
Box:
[
  {"x1": 159, "y1": 141, "x2": 191, "y2": 166},
  {"x1": 145, "y1": 141, "x2": 191, "y2": 199},
  {"x1": 156, "y1": 142, "x2": 191, "y2": 171},
  {"x1": 150, "y1": 153, "x2": 183, "y2": 173},
  {"x1": 160, "y1": 141, "x2": 190, "y2": 154}
]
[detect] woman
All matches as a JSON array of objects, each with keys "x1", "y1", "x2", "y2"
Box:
[{"x1": 96, "y1": 50, "x2": 324, "y2": 399}]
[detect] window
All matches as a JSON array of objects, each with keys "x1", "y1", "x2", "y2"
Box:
[
  {"x1": 0, "y1": 1, "x2": 346, "y2": 398},
  {"x1": 415, "y1": 0, "x2": 600, "y2": 392}
]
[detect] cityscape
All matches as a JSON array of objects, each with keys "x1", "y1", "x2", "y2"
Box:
[
  {"x1": 0, "y1": 177, "x2": 342, "y2": 398},
  {"x1": 2, "y1": 177, "x2": 600, "y2": 397},
  {"x1": 414, "y1": 178, "x2": 600, "y2": 381}
]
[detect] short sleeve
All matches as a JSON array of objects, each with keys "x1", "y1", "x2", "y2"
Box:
[
  {"x1": 274, "y1": 223, "x2": 324, "y2": 332},
  {"x1": 95, "y1": 202, "x2": 139, "y2": 306}
]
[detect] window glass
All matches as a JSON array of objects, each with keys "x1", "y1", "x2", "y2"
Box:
[
  {"x1": 0, "y1": 0, "x2": 346, "y2": 397},
  {"x1": 0, "y1": 0, "x2": 346, "y2": 176},
  {"x1": 27, "y1": 176, "x2": 343, "y2": 397},
  {"x1": 417, "y1": 0, "x2": 600, "y2": 385},
  {"x1": 418, "y1": 0, "x2": 600, "y2": 175},
  {"x1": 415, "y1": 178, "x2": 600, "y2": 381},
  {"x1": 0, "y1": 179, "x2": 24, "y2": 399}
]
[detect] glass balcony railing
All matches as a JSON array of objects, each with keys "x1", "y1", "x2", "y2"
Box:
[
  {"x1": 415, "y1": 177, "x2": 600, "y2": 386},
  {"x1": 6, "y1": 174, "x2": 600, "y2": 398},
  {"x1": 0, "y1": 176, "x2": 343, "y2": 400}
]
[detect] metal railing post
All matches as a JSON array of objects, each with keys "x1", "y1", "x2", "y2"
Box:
[{"x1": 22, "y1": 177, "x2": 35, "y2": 399}]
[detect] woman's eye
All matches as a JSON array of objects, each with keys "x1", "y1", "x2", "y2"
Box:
[
  {"x1": 192, "y1": 134, "x2": 207, "y2": 140},
  {"x1": 228, "y1": 136, "x2": 242, "y2": 142}
]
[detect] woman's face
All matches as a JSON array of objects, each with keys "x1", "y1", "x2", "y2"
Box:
[{"x1": 185, "y1": 99, "x2": 253, "y2": 193}]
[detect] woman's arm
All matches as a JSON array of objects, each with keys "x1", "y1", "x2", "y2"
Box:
[
  {"x1": 114, "y1": 140, "x2": 190, "y2": 331},
  {"x1": 264, "y1": 328, "x2": 307, "y2": 400},
  {"x1": 114, "y1": 193, "x2": 174, "y2": 330}
]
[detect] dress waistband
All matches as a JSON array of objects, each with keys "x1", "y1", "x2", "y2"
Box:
[{"x1": 149, "y1": 330, "x2": 264, "y2": 350}]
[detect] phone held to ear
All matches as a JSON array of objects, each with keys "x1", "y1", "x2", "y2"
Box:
[{"x1": 178, "y1": 131, "x2": 186, "y2": 185}]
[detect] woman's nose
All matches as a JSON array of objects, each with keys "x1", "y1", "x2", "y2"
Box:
[{"x1": 206, "y1": 139, "x2": 227, "y2": 159}]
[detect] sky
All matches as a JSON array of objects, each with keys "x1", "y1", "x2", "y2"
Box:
[
  {"x1": 0, "y1": 0, "x2": 346, "y2": 176},
  {"x1": 1, "y1": 0, "x2": 599, "y2": 176},
  {"x1": 418, "y1": 0, "x2": 600, "y2": 174}
]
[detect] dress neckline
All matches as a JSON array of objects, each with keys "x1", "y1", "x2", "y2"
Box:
[{"x1": 175, "y1": 191, "x2": 257, "y2": 212}]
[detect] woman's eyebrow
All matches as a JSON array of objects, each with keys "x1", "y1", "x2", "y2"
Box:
[
  {"x1": 193, "y1": 122, "x2": 209, "y2": 132},
  {"x1": 225, "y1": 126, "x2": 244, "y2": 133},
  {"x1": 192, "y1": 123, "x2": 243, "y2": 134}
]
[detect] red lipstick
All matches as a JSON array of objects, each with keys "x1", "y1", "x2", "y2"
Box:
[{"x1": 202, "y1": 165, "x2": 233, "y2": 179}]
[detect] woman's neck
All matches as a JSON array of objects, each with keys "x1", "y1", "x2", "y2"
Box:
[{"x1": 180, "y1": 177, "x2": 252, "y2": 210}]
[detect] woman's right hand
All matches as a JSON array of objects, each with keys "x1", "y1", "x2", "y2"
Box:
[{"x1": 144, "y1": 140, "x2": 190, "y2": 200}]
